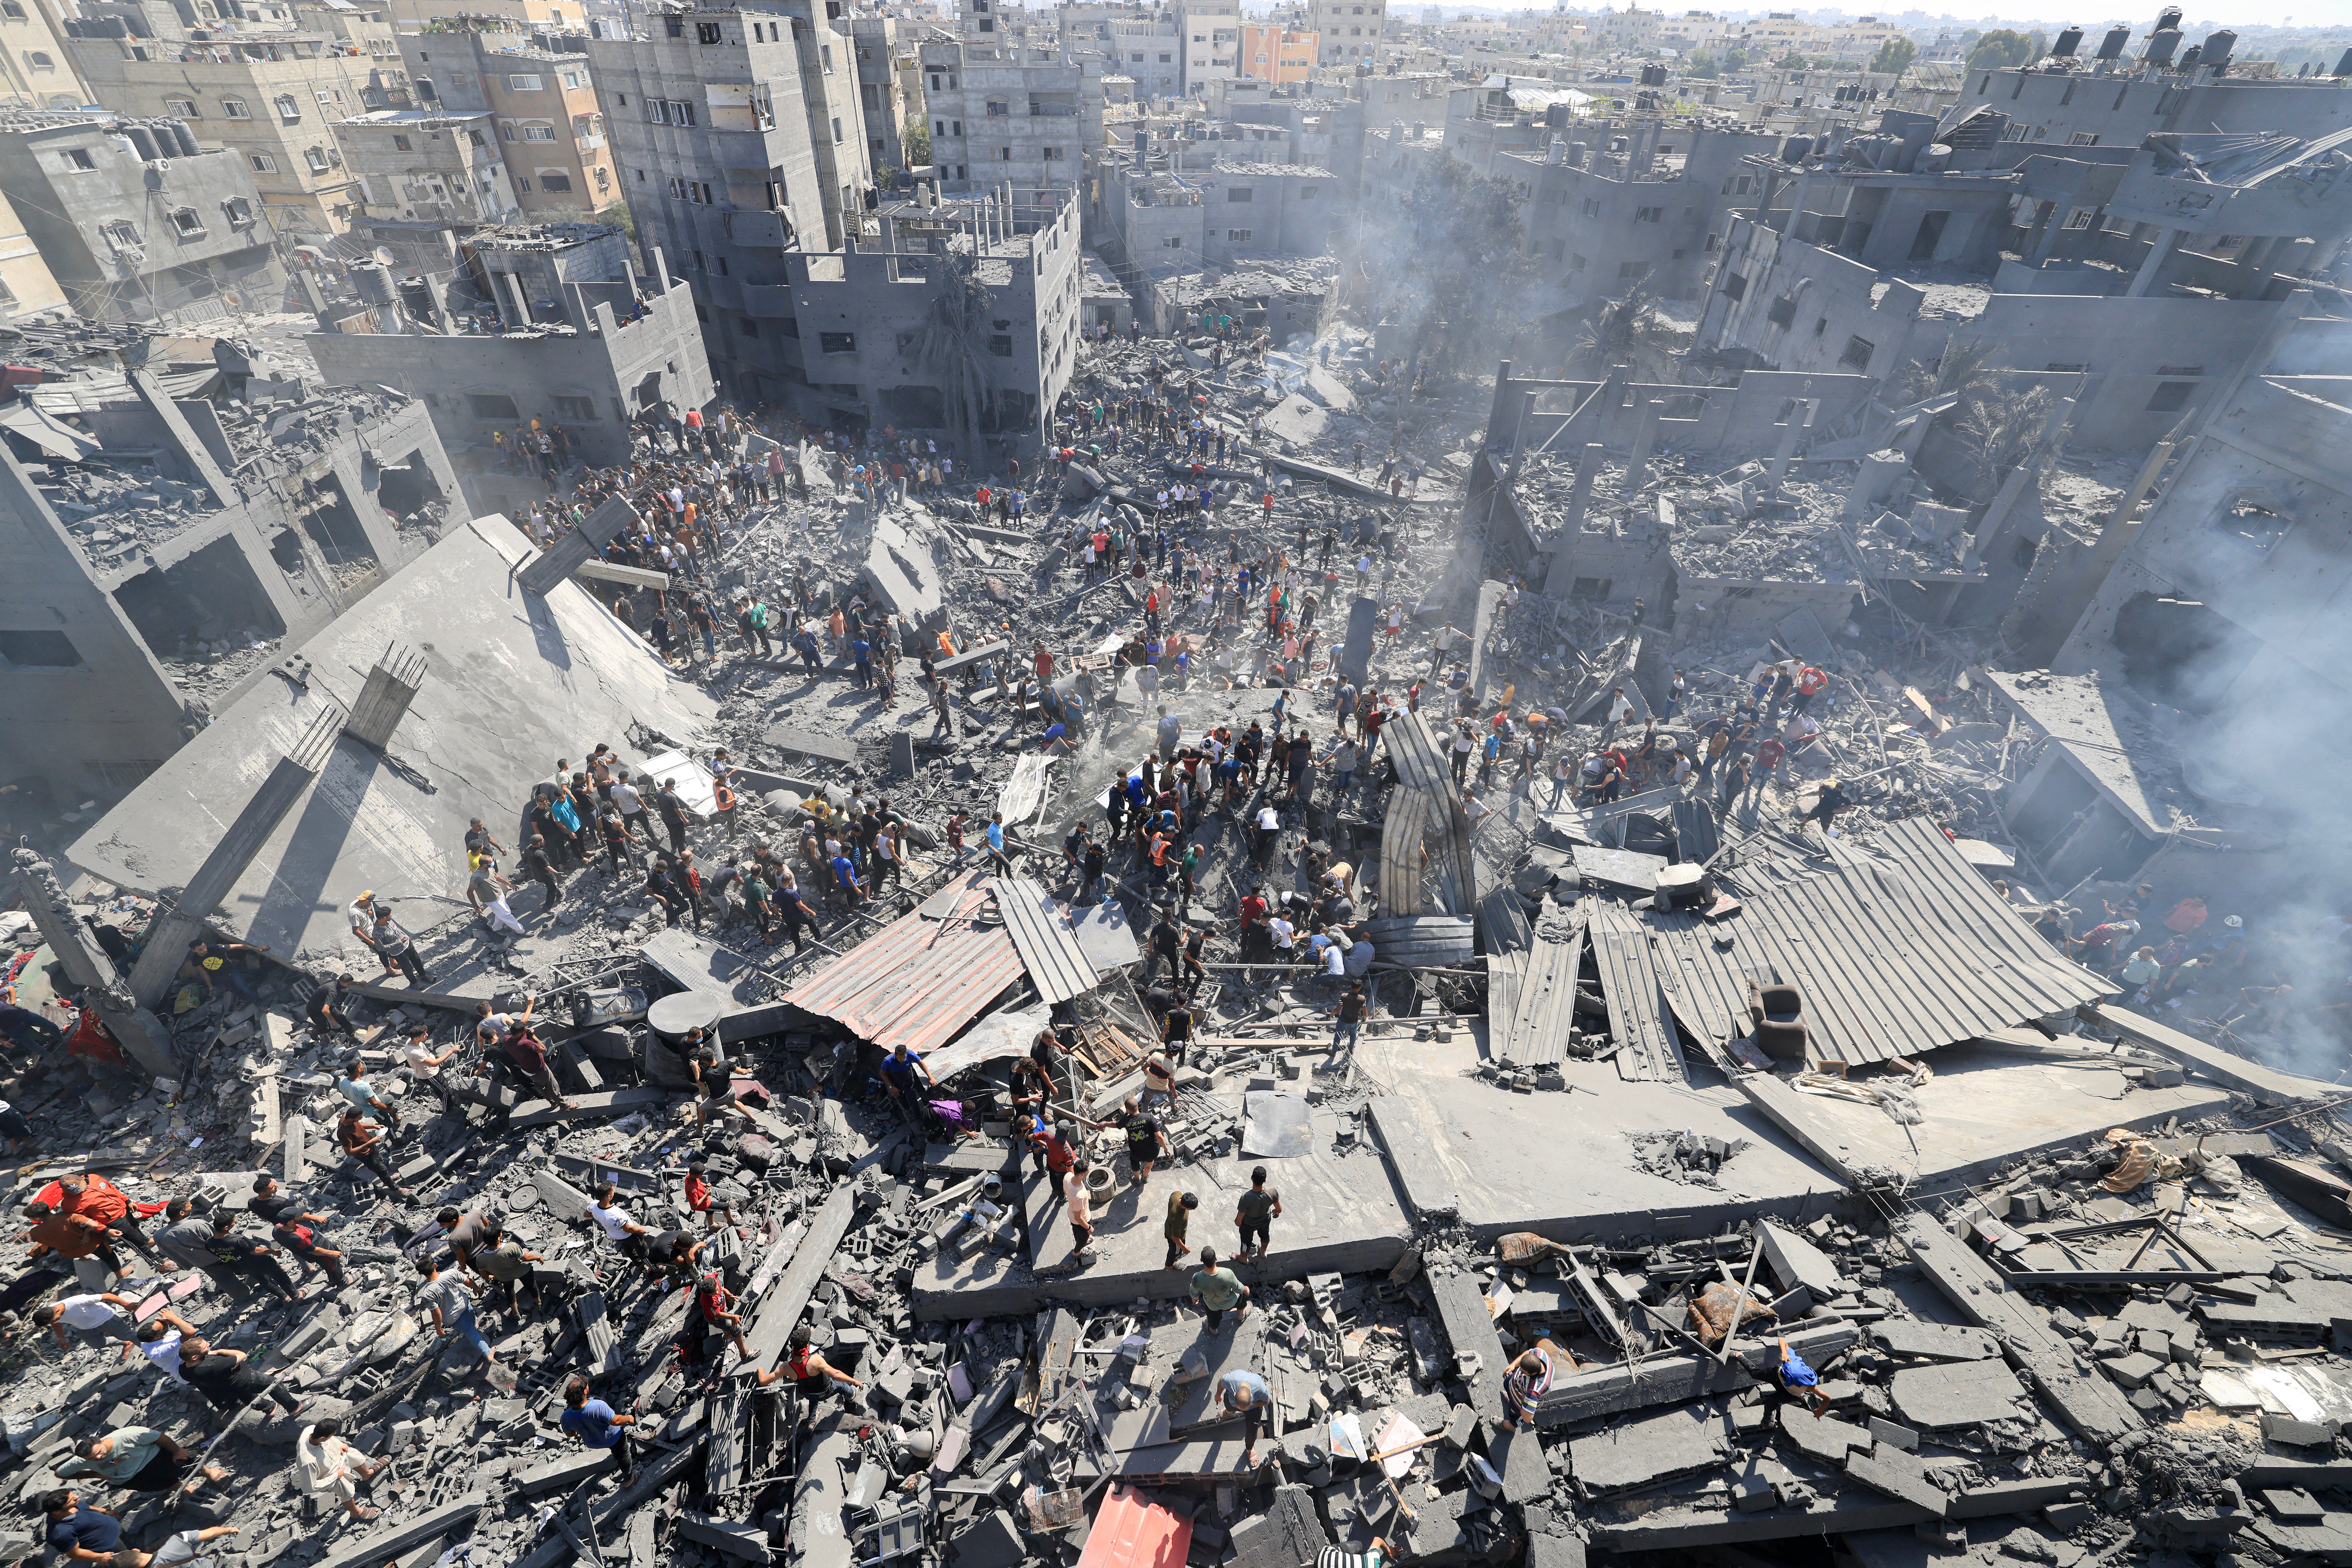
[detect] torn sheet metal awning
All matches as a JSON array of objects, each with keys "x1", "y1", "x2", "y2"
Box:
[
  {"x1": 783, "y1": 869, "x2": 1023, "y2": 1054},
  {"x1": 1589, "y1": 815, "x2": 2109, "y2": 1067},
  {"x1": 991, "y1": 877, "x2": 1099, "y2": 1006},
  {"x1": 918, "y1": 1000, "x2": 1052, "y2": 1081},
  {"x1": 1075, "y1": 1487, "x2": 1192, "y2": 1568}
]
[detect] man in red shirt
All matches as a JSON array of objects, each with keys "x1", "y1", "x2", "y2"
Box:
[
  {"x1": 1751, "y1": 736, "x2": 1788, "y2": 797},
  {"x1": 36, "y1": 1174, "x2": 170, "y2": 1270}
]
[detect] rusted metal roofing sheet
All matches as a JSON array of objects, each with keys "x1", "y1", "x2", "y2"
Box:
[
  {"x1": 991, "y1": 876, "x2": 1099, "y2": 1005},
  {"x1": 782, "y1": 869, "x2": 1023, "y2": 1053},
  {"x1": 1498, "y1": 918, "x2": 1585, "y2": 1069},
  {"x1": 1589, "y1": 816, "x2": 2107, "y2": 1066},
  {"x1": 1076, "y1": 1485, "x2": 1193, "y2": 1568}
]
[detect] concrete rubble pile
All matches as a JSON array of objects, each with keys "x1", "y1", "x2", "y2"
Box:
[{"x1": 15, "y1": 320, "x2": 2352, "y2": 1568}]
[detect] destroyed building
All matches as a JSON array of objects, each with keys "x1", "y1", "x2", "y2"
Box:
[
  {"x1": 0, "y1": 358, "x2": 462, "y2": 796},
  {"x1": 330, "y1": 107, "x2": 523, "y2": 226},
  {"x1": 0, "y1": 110, "x2": 285, "y2": 328},
  {"x1": 396, "y1": 25, "x2": 620, "y2": 217},
  {"x1": 305, "y1": 222, "x2": 713, "y2": 467}
]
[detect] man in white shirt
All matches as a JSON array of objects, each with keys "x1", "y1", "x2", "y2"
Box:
[
  {"x1": 150, "y1": 1525, "x2": 243, "y2": 1568},
  {"x1": 403, "y1": 1025, "x2": 460, "y2": 1113},
  {"x1": 45, "y1": 1293, "x2": 139, "y2": 1355},
  {"x1": 1267, "y1": 914, "x2": 1296, "y2": 958},
  {"x1": 609, "y1": 773, "x2": 649, "y2": 840}
]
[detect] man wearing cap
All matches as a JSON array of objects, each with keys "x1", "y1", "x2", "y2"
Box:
[{"x1": 345, "y1": 892, "x2": 382, "y2": 963}]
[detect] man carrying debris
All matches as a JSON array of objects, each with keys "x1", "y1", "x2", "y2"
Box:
[
  {"x1": 296, "y1": 1417, "x2": 384, "y2": 1523},
  {"x1": 42, "y1": 1291, "x2": 141, "y2": 1358},
  {"x1": 336, "y1": 1108, "x2": 413, "y2": 1203},
  {"x1": 60, "y1": 1425, "x2": 227, "y2": 1501},
  {"x1": 562, "y1": 1377, "x2": 639, "y2": 1479},
  {"x1": 880, "y1": 1044, "x2": 933, "y2": 1124},
  {"x1": 177, "y1": 1337, "x2": 299, "y2": 1424},
  {"x1": 306, "y1": 974, "x2": 359, "y2": 1042},
  {"x1": 1215, "y1": 1366, "x2": 1274, "y2": 1470}
]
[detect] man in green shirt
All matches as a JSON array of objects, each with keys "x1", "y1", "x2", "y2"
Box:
[
  {"x1": 1163, "y1": 1190, "x2": 1197, "y2": 1270},
  {"x1": 1189, "y1": 1246, "x2": 1249, "y2": 1332},
  {"x1": 59, "y1": 1427, "x2": 225, "y2": 1497}
]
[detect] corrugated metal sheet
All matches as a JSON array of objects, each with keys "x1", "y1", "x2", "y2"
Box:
[
  {"x1": 992, "y1": 876, "x2": 1099, "y2": 1005},
  {"x1": 1482, "y1": 887, "x2": 1536, "y2": 1046},
  {"x1": 782, "y1": 869, "x2": 1023, "y2": 1053},
  {"x1": 1672, "y1": 798, "x2": 1721, "y2": 865},
  {"x1": 1380, "y1": 711, "x2": 1476, "y2": 913},
  {"x1": 1364, "y1": 915, "x2": 1476, "y2": 969},
  {"x1": 1381, "y1": 787, "x2": 1435, "y2": 917},
  {"x1": 1499, "y1": 920, "x2": 1585, "y2": 1069},
  {"x1": 1589, "y1": 924, "x2": 1687, "y2": 1083},
  {"x1": 1076, "y1": 1485, "x2": 1192, "y2": 1568},
  {"x1": 1590, "y1": 816, "x2": 2109, "y2": 1066},
  {"x1": 1479, "y1": 886, "x2": 1533, "y2": 956}
]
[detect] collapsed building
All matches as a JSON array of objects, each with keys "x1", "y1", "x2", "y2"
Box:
[
  {"x1": 304, "y1": 222, "x2": 713, "y2": 469},
  {"x1": 0, "y1": 343, "x2": 462, "y2": 800}
]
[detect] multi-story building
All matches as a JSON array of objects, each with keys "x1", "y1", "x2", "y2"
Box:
[
  {"x1": 400, "y1": 28, "x2": 617, "y2": 215},
  {"x1": 777, "y1": 185, "x2": 1081, "y2": 449},
  {"x1": 307, "y1": 222, "x2": 711, "y2": 465},
  {"x1": 0, "y1": 0, "x2": 89, "y2": 110},
  {"x1": 0, "y1": 109, "x2": 284, "y2": 325},
  {"x1": 381, "y1": 0, "x2": 586, "y2": 32},
  {"x1": 1057, "y1": 2, "x2": 1180, "y2": 102},
  {"x1": 1506, "y1": 116, "x2": 1774, "y2": 303},
  {"x1": 63, "y1": 1, "x2": 413, "y2": 236},
  {"x1": 1240, "y1": 22, "x2": 1312, "y2": 84},
  {"x1": 0, "y1": 183, "x2": 65, "y2": 322},
  {"x1": 0, "y1": 368, "x2": 462, "y2": 797},
  {"x1": 589, "y1": 1, "x2": 871, "y2": 406},
  {"x1": 332, "y1": 106, "x2": 520, "y2": 223},
  {"x1": 1175, "y1": 0, "x2": 1238, "y2": 92},
  {"x1": 1306, "y1": 0, "x2": 1383, "y2": 69},
  {"x1": 918, "y1": 37, "x2": 1100, "y2": 195},
  {"x1": 849, "y1": 14, "x2": 916, "y2": 174}
]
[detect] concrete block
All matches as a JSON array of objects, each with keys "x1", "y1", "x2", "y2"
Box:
[
  {"x1": 516, "y1": 1447, "x2": 612, "y2": 1497},
  {"x1": 1758, "y1": 1220, "x2": 1846, "y2": 1299},
  {"x1": 1777, "y1": 1410, "x2": 1870, "y2": 1468},
  {"x1": 1887, "y1": 1361, "x2": 2030, "y2": 1430},
  {"x1": 1226, "y1": 1487, "x2": 1328, "y2": 1568},
  {"x1": 949, "y1": 1510, "x2": 1025, "y2": 1568},
  {"x1": 2043, "y1": 1500, "x2": 2094, "y2": 1532},
  {"x1": 2263, "y1": 1412, "x2": 2338, "y2": 1449},
  {"x1": 1731, "y1": 1476, "x2": 1778, "y2": 1512},
  {"x1": 1868, "y1": 1319, "x2": 1999, "y2": 1364},
  {"x1": 1867, "y1": 1418, "x2": 1919, "y2": 1453},
  {"x1": 2100, "y1": 1352, "x2": 2164, "y2": 1390},
  {"x1": 2260, "y1": 1488, "x2": 2326, "y2": 1523},
  {"x1": 1846, "y1": 1445, "x2": 1948, "y2": 1519}
]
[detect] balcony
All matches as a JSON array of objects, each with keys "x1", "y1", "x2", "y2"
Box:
[{"x1": 576, "y1": 132, "x2": 605, "y2": 149}]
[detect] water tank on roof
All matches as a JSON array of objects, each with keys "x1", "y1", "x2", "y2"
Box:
[
  {"x1": 169, "y1": 122, "x2": 197, "y2": 158},
  {"x1": 352, "y1": 264, "x2": 395, "y2": 305},
  {"x1": 2051, "y1": 26, "x2": 2081, "y2": 57},
  {"x1": 2335, "y1": 47, "x2": 2352, "y2": 78},
  {"x1": 1780, "y1": 134, "x2": 1813, "y2": 162},
  {"x1": 1545, "y1": 135, "x2": 1564, "y2": 165},
  {"x1": 2174, "y1": 43, "x2": 2201, "y2": 70},
  {"x1": 2096, "y1": 25, "x2": 2130, "y2": 59},
  {"x1": 123, "y1": 124, "x2": 160, "y2": 161},
  {"x1": 2201, "y1": 30, "x2": 2234, "y2": 72},
  {"x1": 2144, "y1": 26, "x2": 2182, "y2": 64},
  {"x1": 1545, "y1": 101, "x2": 1570, "y2": 128}
]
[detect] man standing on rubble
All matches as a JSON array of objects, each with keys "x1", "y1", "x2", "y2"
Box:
[
  {"x1": 1063, "y1": 1156, "x2": 1097, "y2": 1265},
  {"x1": 880, "y1": 1044, "x2": 933, "y2": 1124},
  {"x1": 1234, "y1": 1166, "x2": 1280, "y2": 1262}
]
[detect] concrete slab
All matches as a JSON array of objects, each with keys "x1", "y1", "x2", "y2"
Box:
[
  {"x1": 1888, "y1": 1361, "x2": 2033, "y2": 1430},
  {"x1": 1569, "y1": 1405, "x2": 1730, "y2": 1498},
  {"x1": 1869, "y1": 1320, "x2": 1999, "y2": 1363},
  {"x1": 909, "y1": 1110, "x2": 1412, "y2": 1319},
  {"x1": 65, "y1": 516, "x2": 718, "y2": 957},
  {"x1": 1759, "y1": 1220, "x2": 1847, "y2": 1300}
]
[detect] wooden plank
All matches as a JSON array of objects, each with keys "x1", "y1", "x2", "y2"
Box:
[{"x1": 746, "y1": 1185, "x2": 859, "y2": 1374}]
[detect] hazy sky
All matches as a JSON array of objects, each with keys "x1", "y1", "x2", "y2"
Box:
[{"x1": 1419, "y1": 1, "x2": 2352, "y2": 29}]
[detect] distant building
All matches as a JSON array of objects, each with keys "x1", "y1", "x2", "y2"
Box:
[
  {"x1": 63, "y1": 0, "x2": 413, "y2": 236},
  {"x1": 1176, "y1": 0, "x2": 1239, "y2": 91},
  {"x1": 306, "y1": 222, "x2": 711, "y2": 465},
  {"x1": 1241, "y1": 22, "x2": 1313, "y2": 83},
  {"x1": 332, "y1": 107, "x2": 520, "y2": 224},
  {"x1": 0, "y1": 184, "x2": 65, "y2": 323},
  {"x1": 400, "y1": 27, "x2": 618, "y2": 216},
  {"x1": 0, "y1": 110, "x2": 283, "y2": 326},
  {"x1": 918, "y1": 37, "x2": 1101, "y2": 196},
  {"x1": 1306, "y1": 0, "x2": 1383, "y2": 68},
  {"x1": 588, "y1": 2, "x2": 873, "y2": 404},
  {"x1": 849, "y1": 14, "x2": 918, "y2": 174},
  {"x1": 0, "y1": 0, "x2": 89, "y2": 110}
]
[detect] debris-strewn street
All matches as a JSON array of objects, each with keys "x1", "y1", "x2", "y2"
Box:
[{"x1": 7, "y1": 296, "x2": 2352, "y2": 1568}]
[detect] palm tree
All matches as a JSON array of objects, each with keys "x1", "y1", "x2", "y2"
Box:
[
  {"x1": 909, "y1": 246, "x2": 995, "y2": 464},
  {"x1": 1571, "y1": 281, "x2": 1680, "y2": 382},
  {"x1": 1890, "y1": 334, "x2": 1998, "y2": 405}
]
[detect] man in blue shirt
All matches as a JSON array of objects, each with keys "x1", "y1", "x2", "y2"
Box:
[
  {"x1": 1156, "y1": 707, "x2": 1181, "y2": 762},
  {"x1": 1215, "y1": 1368, "x2": 1274, "y2": 1468},
  {"x1": 1777, "y1": 1337, "x2": 1827, "y2": 1419},
  {"x1": 850, "y1": 637, "x2": 872, "y2": 689},
  {"x1": 880, "y1": 1045, "x2": 931, "y2": 1121},
  {"x1": 830, "y1": 853, "x2": 865, "y2": 908},
  {"x1": 561, "y1": 1377, "x2": 637, "y2": 1478},
  {"x1": 42, "y1": 1490, "x2": 121, "y2": 1563},
  {"x1": 985, "y1": 813, "x2": 1010, "y2": 876}
]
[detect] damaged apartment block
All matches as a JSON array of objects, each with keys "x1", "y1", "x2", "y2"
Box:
[
  {"x1": 305, "y1": 223, "x2": 714, "y2": 471},
  {"x1": 0, "y1": 344, "x2": 462, "y2": 798}
]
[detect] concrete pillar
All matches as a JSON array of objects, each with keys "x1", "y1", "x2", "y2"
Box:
[
  {"x1": 1626, "y1": 398, "x2": 1662, "y2": 490},
  {"x1": 1843, "y1": 448, "x2": 1910, "y2": 520},
  {"x1": 1766, "y1": 400, "x2": 1813, "y2": 491},
  {"x1": 2025, "y1": 198, "x2": 2058, "y2": 261},
  {"x1": 129, "y1": 369, "x2": 234, "y2": 508},
  {"x1": 6, "y1": 848, "x2": 179, "y2": 1082},
  {"x1": 2126, "y1": 226, "x2": 2178, "y2": 298},
  {"x1": 127, "y1": 707, "x2": 340, "y2": 1011},
  {"x1": 342, "y1": 644, "x2": 428, "y2": 751},
  {"x1": 518, "y1": 494, "x2": 642, "y2": 596},
  {"x1": 329, "y1": 450, "x2": 404, "y2": 565},
  {"x1": 1562, "y1": 440, "x2": 1604, "y2": 541}
]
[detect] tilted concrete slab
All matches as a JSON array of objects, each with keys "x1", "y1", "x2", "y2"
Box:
[{"x1": 65, "y1": 517, "x2": 717, "y2": 958}]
